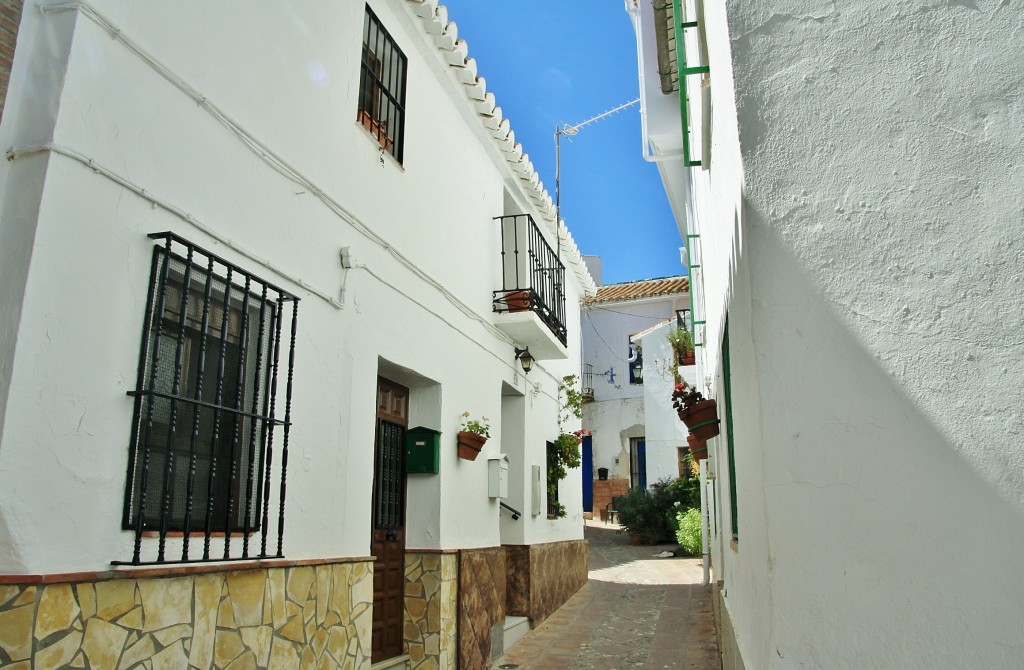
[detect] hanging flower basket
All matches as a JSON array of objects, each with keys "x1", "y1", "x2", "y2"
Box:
[
  {"x1": 687, "y1": 434, "x2": 708, "y2": 460},
  {"x1": 679, "y1": 399, "x2": 720, "y2": 440},
  {"x1": 456, "y1": 431, "x2": 487, "y2": 460},
  {"x1": 672, "y1": 384, "x2": 721, "y2": 440}
]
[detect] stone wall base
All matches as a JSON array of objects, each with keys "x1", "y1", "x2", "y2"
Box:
[
  {"x1": 457, "y1": 547, "x2": 506, "y2": 670},
  {"x1": 713, "y1": 580, "x2": 746, "y2": 670},
  {"x1": 505, "y1": 539, "x2": 587, "y2": 624},
  {"x1": 0, "y1": 559, "x2": 373, "y2": 668},
  {"x1": 404, "y1": 552, "x2": 457, "y2": 670}
]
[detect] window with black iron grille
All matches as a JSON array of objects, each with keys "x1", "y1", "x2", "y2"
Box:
[
  {"x1": 120, "y1": 232, "x2": 299, "y2": 566},
  {"x1": 358, "y1": 4, "x2": 407, "y2": 163}
]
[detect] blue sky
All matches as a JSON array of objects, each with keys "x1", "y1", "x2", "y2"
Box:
[{"x1": 441, "y1": 1, "x2": 685, "y2": 285}]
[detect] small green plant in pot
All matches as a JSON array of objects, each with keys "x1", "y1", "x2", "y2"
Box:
[{"x1": 666, "y1": 325, "x2": 695, "y2": 373}]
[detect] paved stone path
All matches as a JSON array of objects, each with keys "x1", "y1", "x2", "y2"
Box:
[{"x1": 492, "y1": 520, "x2": 720, "y2": 670}]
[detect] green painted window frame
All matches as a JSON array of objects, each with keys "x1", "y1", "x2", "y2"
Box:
[{"x1": 722, "y1": 318, "x2": 738, "y2": 539}]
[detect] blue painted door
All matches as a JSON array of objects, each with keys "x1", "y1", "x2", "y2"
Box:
[
  {"x1": 636, "y1": 439, "x2": 647, "y2": 490},
  {"x1": 582, "y1": 436, "x2": 593, "y2": 511}
]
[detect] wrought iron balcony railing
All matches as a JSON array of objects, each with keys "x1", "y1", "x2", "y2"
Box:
[{"x1": 492, "y1": 214, "x2": 567, "y2": 347}]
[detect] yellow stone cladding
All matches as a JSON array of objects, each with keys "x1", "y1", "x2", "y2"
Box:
[
  {"x1": 0, "y1": 561, "x2": 373, "y2": 669},
  {"x1": 404, "y1": 553, "x2": 457, "y2": 670}
]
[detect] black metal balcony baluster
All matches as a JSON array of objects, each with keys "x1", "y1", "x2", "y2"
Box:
[
  {"x1": 493, "y1": 214, "x2": 567, "y2": 346},
  {"x1": 203, "y1": 265, "x2": 234, "y2": 560},
  {"x1": 241, "y1": 283, "x2": 270, "y2": 559},
  {"x1": 277, "y1": 299, "x2": 299, "y2": 558},
  {"x1": 180, "y1": 256, "x2": 217, "y2": 561},
  {"x1": 129, "y1": 240, "x2": 173, "y2": 565},
  {"x1": 157, "y1": 244, "x2": 196, "y2": 563}
]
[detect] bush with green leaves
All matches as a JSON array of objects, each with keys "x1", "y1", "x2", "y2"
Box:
[
  {"x1": 617, "y1": 476, "x2": 701, "y2": 543},
  {"x1": 676, "y1": 508, "x2": 703, "y2": 556}
]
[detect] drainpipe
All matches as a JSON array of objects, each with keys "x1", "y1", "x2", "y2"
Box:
[{"x1": 700, "y1": 457, "x2": 710, "y2": 585}]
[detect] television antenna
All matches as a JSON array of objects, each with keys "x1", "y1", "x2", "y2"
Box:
[{"x1": 554, "y1": 98, "x2": 640, "y2": 259}]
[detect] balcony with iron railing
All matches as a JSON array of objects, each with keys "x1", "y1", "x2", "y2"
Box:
[{"x1": 492, "y1": 214, "x2": 568, "y2": 360}]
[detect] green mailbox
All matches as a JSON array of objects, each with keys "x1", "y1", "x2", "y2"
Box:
[{"x1": 405, "y1": 426, "x2": 441, "y2": 474}]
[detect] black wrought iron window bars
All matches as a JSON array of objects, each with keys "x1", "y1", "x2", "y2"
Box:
[
  {"x1": 358, "y1": 4, "x2": 407, "y2": 163},
  {"x1": 119, "y1": 232, "x2": 299, "y2": 566}
]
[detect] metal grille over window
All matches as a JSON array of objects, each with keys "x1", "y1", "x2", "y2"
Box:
[
  {"x1": 358, "y1": 4, "x2": 407, "y2": 163},
  {"x1": 374, "y1": 421, "x2": 405, "y2": 533},
  {"x1": 120, "y1": 232, "x2": 300, "y2": 566}
]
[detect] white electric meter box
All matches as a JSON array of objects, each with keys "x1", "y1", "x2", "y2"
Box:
[{"x1": 488, "y1": 454, "x2": 509, "y2": 499}]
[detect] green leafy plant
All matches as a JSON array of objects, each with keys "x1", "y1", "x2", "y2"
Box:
[
  {"x1": 547, "y1": 431, "x2": 584, "y2": 519},
  {"x1": 666, "y1": 326, "x2": 694, "y2": 383},
  {"x1": 545, "y1": 376, "x2": 586, "y2": 519},
  {"x1": 666, "y1": 325, "x2": 694, "y2": 354},
  {"x1": 617, "y1": 477, "x2": 700, "y2": 543},
  {"x1": 558, "y1": 374, "x2": 584, "y2": 427},
  {"x1": 459, "y1": 412, "x2": 490, "y2": 438},
  {"x1": 676, "y1": 507, "x2": 703, "y2": 556}
]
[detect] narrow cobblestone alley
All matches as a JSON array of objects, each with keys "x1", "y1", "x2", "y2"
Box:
[{"x1": 492, "y1": 520, "x2": 720, "y2": 670}]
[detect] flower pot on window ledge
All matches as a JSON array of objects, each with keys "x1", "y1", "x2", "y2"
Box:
[
  {"x1": 356, "y1": 109, "x2": 395, "y2": 153},
  {"x1": 678, "y1": 399, "x2": 721, "y2": 441},
  {"x1": 456, "y1": 431, "x2": 487, "y2": 460}
]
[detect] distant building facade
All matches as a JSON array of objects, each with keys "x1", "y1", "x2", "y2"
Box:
[{"x1": 580, "y1": 272, "x2": 691, "y2": 517}]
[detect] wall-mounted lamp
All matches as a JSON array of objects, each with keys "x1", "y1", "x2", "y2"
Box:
[{"x1": 514, "y1": 347, "x2": 534, "y2": 375}]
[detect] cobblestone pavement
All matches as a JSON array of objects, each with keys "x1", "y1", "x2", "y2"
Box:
[{"x1": 492, "y1": 520, "x2": 720, "y2": 670}]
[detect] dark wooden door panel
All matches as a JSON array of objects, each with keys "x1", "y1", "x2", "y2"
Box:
[{"x1": 371, "y1": 378, "x2": 408, "y2": 663}]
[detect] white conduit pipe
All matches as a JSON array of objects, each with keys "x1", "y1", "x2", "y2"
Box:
[
  {"x1": 700, "y1": 457, "x2": 710, "y2": 586},
  {"x1": 30, "y1": 0, "x2": 575, "y2": 392}
]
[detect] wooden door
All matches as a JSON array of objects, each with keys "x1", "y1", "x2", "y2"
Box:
[{"x1": 371, "y1": 378, "x2": 408, "y2": 662}]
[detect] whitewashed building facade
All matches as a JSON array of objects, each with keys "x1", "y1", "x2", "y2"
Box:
[
  {"x1": 629, "y1": 0, "x2": 1024, "y2": 668},
  {"x1": 0, "y1": 1, "x2": 594, "y2": 668},
  {"x1": 580, "y1": 272, "x2": 692, "y2": 515}
]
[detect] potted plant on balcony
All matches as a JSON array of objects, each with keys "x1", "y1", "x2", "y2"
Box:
[
  {"x1": 457, "y1": 412, "x2": 490, "y2": 461},
  {"x1": 496, "y1": 289, "x2": 531, "y2": 312},
  {"x1": 666, "y1": 325, "x2": 695, "y2": 374},
  {"x1": 672, "y1": 383, "x2": 720, "y2": 440}
]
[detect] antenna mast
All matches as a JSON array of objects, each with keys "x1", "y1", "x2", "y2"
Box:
[{"x1": 554, "y1": 98, "x2": 640, "y2": 259}]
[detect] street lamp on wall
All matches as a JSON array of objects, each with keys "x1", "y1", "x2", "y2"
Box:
[{"x1": 514, "y1": 347, "x2": 534, "y2": 375}]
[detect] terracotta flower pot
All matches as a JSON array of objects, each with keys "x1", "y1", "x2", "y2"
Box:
[
  {"x1": 502, "y1": 290, "x2": 531, "y2": 312},
  {"x1": 456, "y1": 431, "x2": 487, "y2": 460},
  {"x1": 687, "y1": 435, "x2": 708, "y2": 460},
  {"x1": 678, "y1": 399, "x2": 721, "y2": 440},
  {"x1": 681, "y1": 349, "x2": 696, "y2": 366}
]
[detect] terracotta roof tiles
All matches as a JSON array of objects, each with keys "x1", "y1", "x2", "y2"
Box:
[{"x1": 582, "y1": 275, "x2": 689, "y2": 305}]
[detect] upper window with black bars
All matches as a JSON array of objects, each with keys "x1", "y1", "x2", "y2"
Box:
[
  {"x1": 119, "y1": 232, "x2": 299, "y2": 566},
  {"x1": 358, "y1": 4, "x2": 407, "y2": 163}
]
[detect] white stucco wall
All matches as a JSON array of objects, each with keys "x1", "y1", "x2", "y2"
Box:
[
  {"x1": 638, "y1": 321, "x2": 692, "y2": 483},
  {"x1": 0, "y1": 0, "x2": 588, "y2": 573},
  {"x1": 581, "y1": 294, "x2": 688, "y2": 485},
  {"x1": 635, "y1": 0, "x2": 1024, "y2": 667}
]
